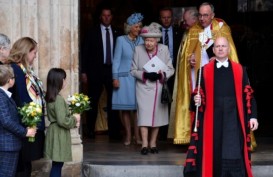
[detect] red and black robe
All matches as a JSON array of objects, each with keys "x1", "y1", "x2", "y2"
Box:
[{"x1": 184, "y1": 59, "x2": 257, "y2": 177}]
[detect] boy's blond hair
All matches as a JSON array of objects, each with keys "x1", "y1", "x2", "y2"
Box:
[{"x1": 0, "y1": 64, "x2": 14, "y2": 86}]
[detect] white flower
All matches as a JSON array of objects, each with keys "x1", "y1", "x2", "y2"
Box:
[
  {"x1": 67, "y1": 95, "x2": 75, "y2": 102},
  {"x1": 67, "y1": 93, "x2": 91, "y2": 114}
]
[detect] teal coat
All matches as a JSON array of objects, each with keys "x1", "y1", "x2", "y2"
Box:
[{"x1": 44, "y1": 95, "x2": 77, "y2": 162}]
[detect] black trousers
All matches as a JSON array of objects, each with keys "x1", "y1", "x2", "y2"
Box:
[{"x1": 86, "y1": 65, "x2": 121, "y2": 139}]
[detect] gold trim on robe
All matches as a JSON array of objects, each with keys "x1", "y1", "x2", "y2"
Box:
[
  {"x1": 168, "y1": 32, "x2": 187, "y2": 140},
  {"x1": 171, "y1": 18, "x2": 239, "y2": 144}
]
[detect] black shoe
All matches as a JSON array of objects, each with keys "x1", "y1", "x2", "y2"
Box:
[
  {"x1": 140, "y1": 147, "x2": 149, "y2": 155},
  {"x1": 150, "y1": 147, "x2": 159, "y2": 154}
]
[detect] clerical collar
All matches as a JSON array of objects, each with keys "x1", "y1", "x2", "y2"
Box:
[
  {"x1": 204, "y1": 24, "x2": 211, "y2": 31},
  {"x1": 216, "y1": 58, "x2": 229, "y2": 68},
  {"x1": 204, "y1": 24, "x2": 212, "y2": 38},
  {"x1": 216, "y1": 58, "x2": 228, "y2": 63}
]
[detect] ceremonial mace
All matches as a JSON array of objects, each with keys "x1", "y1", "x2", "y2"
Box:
[{"x1": 193, "y1": 32, "x2": 208, "y2": 132}]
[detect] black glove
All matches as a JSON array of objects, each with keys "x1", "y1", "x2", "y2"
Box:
[{"x1": 144, "y1": 72, "x2": 161, "y2": 81}]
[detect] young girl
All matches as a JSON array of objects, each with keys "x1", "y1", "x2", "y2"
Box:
[{"x1": 44, "y1": 68, "x2": 80, "y2": 177}]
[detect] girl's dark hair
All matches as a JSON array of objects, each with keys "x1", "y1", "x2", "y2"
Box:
[{"x1": 45, "y1": 68, "x2": 66, "y2": 103}]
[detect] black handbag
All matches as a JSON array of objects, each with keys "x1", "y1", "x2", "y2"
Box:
[{"x1": 161, "y1": 73, "x2": 173, "y2": 104}]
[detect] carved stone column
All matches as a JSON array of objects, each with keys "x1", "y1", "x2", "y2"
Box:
[{"x1": 0, "y1": 0, "x2": 81, "y2": 176}]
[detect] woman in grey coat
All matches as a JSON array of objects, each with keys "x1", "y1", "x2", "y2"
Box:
[{"x1": 131, "y1": 22, "x2": 174, "y2": 155}]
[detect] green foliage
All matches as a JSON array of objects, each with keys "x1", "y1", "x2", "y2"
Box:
[
  {"x1": 67, "y1": 93, "x2": 91, "y2": 114},
  {"x1": 18, "y1": 102, "x2": 42, "y2": 142}
]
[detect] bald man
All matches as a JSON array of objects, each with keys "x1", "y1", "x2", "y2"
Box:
[{"x1": 184, "y1": 36, "x2": 258, "y2": 177}]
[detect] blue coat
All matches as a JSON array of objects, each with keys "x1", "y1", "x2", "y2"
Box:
[
  {"x1": 0, "y1": 88, "x2": 26, "y2": 151},
  {"x1": 112, "y1": 35, "x2": 144, "y2": 110}
]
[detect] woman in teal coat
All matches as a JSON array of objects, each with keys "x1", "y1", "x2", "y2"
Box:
[{"x1": 44, "y1": 68, "x2": 80, "y2": 177}]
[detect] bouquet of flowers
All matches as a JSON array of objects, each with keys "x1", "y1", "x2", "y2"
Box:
[
  {"x1": 67, "y1": 93, "x2": 91, "y2": 114},
  {"x1": 18, "y1": 102, "x2": 42, "y2": 142}
]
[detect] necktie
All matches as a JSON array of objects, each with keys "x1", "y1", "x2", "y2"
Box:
[
  {"x1": 216, "y1": 61, "x2": 229, "y2": 68},
  {"x1": 164, "y1": 29, "x2": 169, "y2": 48},
  {"x1": 105, "y1": 28, "x2": 111, "y2": 65}
]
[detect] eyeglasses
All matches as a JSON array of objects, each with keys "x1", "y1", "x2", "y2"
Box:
[
  {"x1": 214, "y1": 45, "x2": 228, "y2": 49},
  {"x1": 1, "y1": 46, "x2": 11, "y2": 50},
  {"x1": 11, "y1": 76, "x2": 15, "y2": 79},
  {"x1": 198, "y1": 13, "x2": 211, "y2": 18}
]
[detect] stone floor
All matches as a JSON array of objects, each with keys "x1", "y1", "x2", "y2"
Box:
[
  {"x1": 83, "y1": 135, "x2": 273, "y2": 165},
  {"x1": 82, "y1": 135, "x2": 273, "y2": 177},
  {"x1": 32, "y1": 135, "x2": 273, "y2": 177}
]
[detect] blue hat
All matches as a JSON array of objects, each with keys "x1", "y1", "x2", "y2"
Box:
[{"x1": 126, "y1": 13, "x2": 144, "y2": 25}]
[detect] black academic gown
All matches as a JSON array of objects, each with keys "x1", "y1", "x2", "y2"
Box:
[{"x1": 184, "y1": 59, "x2": 257, "y2": 177}]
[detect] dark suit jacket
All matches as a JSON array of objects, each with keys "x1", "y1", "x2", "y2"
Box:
[
  {"x1": 0, "y1": 88, "x2": 26, "y2": 152},
  {"x1": 81, "y1": 24, "x2": 122, "y2": 84},
  {"x1": 160, "y1": 25, "x2": 184, "y2": 70},
  {"x1": 160, "y1": 26, "x2": 184, "y2": 96}
]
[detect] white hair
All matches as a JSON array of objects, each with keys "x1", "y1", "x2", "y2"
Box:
[{"x1": 0, "y1": 33, "x2": 10, "y2": 48}]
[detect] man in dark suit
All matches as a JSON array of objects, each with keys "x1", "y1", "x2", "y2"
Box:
[
  {"x1": 158, "y1": 7, "x2": 184, "y2": 140},
  {"x1": 81, "y1": 6, "x2": 122, "y2": 140},
  {"x1": 0, "y1": 65, "x2": 36, "y2": 177}
]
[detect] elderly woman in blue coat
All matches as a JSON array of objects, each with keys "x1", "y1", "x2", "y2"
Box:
[{"x1": 131, "y1": 22, "x2": 174, "y2": 155}]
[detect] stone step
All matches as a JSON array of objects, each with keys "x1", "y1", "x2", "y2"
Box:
[
  {"x1": 80, "y1": 136, "x2": 273, "y2": 177},
  {"x1": 82, "y1": 163, "x2": 273, "y2": 177}
]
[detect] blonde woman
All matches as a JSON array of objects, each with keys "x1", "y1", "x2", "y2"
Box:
[{"x1": 6, "y1": 37, "x2": 45, "y2": 177}]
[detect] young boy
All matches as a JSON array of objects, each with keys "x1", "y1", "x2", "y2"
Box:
[{"x1": 0, "y1": 64, "x2": 36, "y2": 177}]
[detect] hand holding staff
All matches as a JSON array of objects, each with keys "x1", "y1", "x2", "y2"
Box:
[{"x1": 193, "y1": 32, "x2": 208, "y2": 132}]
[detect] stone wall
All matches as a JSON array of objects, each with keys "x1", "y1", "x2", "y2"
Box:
[{"x1": 0, "y1": 0, "x2": 82, "y2": 176}]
